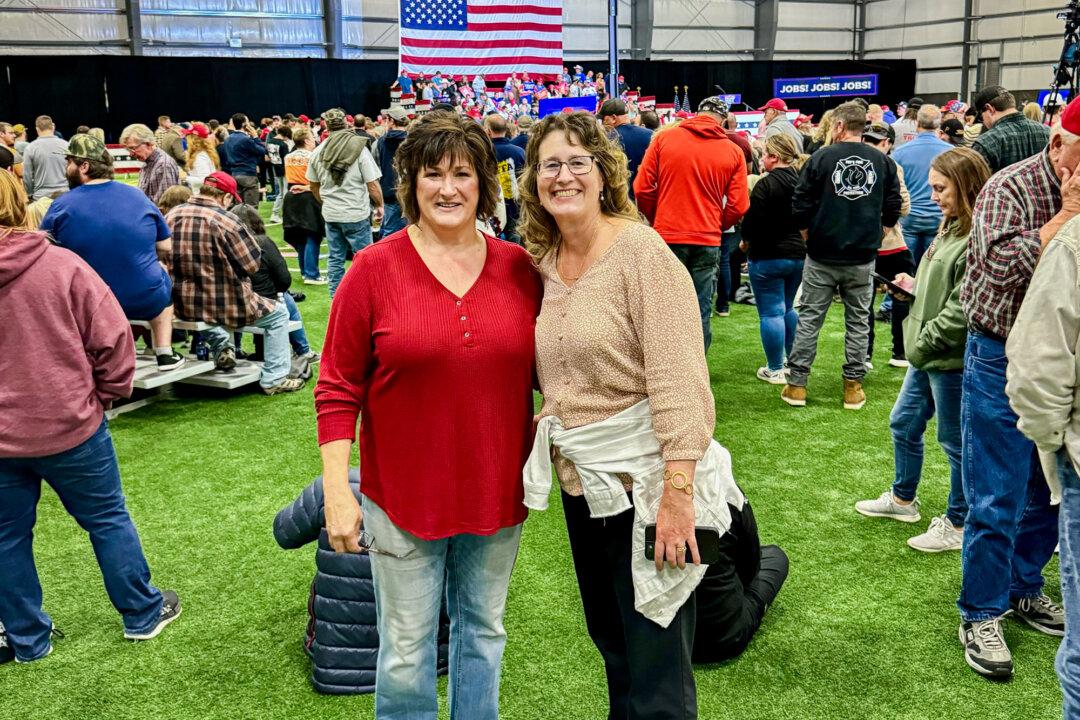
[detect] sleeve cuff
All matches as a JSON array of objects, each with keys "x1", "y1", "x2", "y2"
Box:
[{"x1": 317, "y1": 412, "x2": 359, "y2": 446}]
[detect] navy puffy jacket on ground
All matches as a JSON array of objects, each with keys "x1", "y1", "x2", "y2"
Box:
[{"x1": 273, "y1": 469, "x2": 449, "y2": 694}]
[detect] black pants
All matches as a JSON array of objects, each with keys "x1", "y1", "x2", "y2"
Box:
[
  {"x1": 692, "y1": 501, "x2": 789, "y2": 663},
  {"x1": 563, "y1": 492, "x2": 697, "y2": 720},
  {"x1": 868, "y1": 249, "x2": 915, "y2": 360}
]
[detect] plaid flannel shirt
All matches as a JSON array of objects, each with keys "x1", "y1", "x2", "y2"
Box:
[
  {"x1": 960, "y1": 149, "x2": 1061, "y2": 339},
  {"x1": 166, "y1": 195, "x2": 275, "y2": 328},
  {"x1": 138, "y1": 148, "x2": 180, "y2": 205},
  {"x1": 971, "y1": 112, "x2": 1049, "y2": 174}
]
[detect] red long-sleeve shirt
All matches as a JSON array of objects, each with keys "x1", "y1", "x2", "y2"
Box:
[
  {"x1": 315, "y1": 230, "x2": 542, "y2": 540},
  {"x1": 633, "y1": 115, "x2": 749, "y2": 246},
  {"x1": 0, "y1": 231, "x2": 134, "y2": 457}
]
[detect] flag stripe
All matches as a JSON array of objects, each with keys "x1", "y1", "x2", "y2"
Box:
[
  {"x1": 400, "y1": 36, "x2": 562, "y2": 50},
  {"x1": 468, "y1": 4, "x2": 561, "y2": 15},
  {"x1": 401, "y1": 53, "x2": 559, "y2": 67},
  {"x1": 401, "y1": 46, "x2": 561, "y2": 60},
  {"x1": 466, "y1": 21, "x2": 559, "y2": 32}
]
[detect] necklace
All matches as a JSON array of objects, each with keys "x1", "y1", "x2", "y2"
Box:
[{"x1": 558, "y1": 217, "x2": 605, "y2": 283}]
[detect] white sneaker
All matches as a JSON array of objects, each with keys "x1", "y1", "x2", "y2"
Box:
[
  {"x1": 268, "y1": 215, "x2": 282, "y2": 225},
  {"x1": 889, "y1": 356, "x2": 910, "y2": 368},
  {"x1": 854, "y1": 491, "x2": 921, "y2": 523},
  {"x1": 865, "y1": 360, "x2": 874, "y2": 372},
  {"x1": 303, "y1": 278, "x2": 329, "y2": 286},
  {"x1": 756, "y1": 367, "x2": 787, "y2": 385},
  {"x1": 907, "y1": 515, "x2": 963, "y2": 553}
]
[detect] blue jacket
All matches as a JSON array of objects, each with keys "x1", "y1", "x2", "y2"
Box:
[
  {"x1": 376, "y1": 129, "x2": 408, "y2": 205},
  {"x1": 891, "y1": 132, "x2": 952, "y2": 228},
  {"x1": 222, "y1": 131, "x2": 266, "y2": 177},
  {"x1": 492, "y1": 137, "x2": 526, "y2": 228},
  {"x1": 274, "y1": 470, "x2": 449, "y2": 694},
  {"x1": 612, "y1": 124, "x2": 653, "y2": 199}
]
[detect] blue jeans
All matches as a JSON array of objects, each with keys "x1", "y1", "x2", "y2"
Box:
[
  {"x1": 669, "y1": 244, "x2": 720, "y2": 351},
  {"x1": 958, "y1": 332, "x2": 1059, "y2": 621},
  {"x1": 890, "y1": 366, "x2": 966, "y2": 527},
  {"x1": 901, "y1": 221, "x2": 938, "y2": 269},
  {"x1": 714, "y1": 231, "x2": 737, "y2": 313},
  {"x1": 282, "y1": 292, "x2": 311, "y2": 355},
  {"x1": 748, "y1": 258, "x2": 803, "y2": 371},
  {"x1": 0, "y1": 419, "x2": 163, "y2": 660},
  {"x1": 1057, "y1": 451, "x2": 1080, "y2": 719},
  {"x1": 381, "y1": 203, "x2": 407, "y2": 237},
  {"x1": 326, "y1": 219, "x2": 373, "y2": 298},
  {"x1": 302, "y1": 234, "x2": 322, "y2": 281},
  {"x1": 205, "y1": 301, "x2": 291, "y2": 388},
  {"x1": 362, "y1": 497, "x2": 522, "y2": 720}
]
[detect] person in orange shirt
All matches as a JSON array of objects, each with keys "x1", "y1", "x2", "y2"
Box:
[{"x1": 634, "y1": 96, "x2": 749, "y2": 351}]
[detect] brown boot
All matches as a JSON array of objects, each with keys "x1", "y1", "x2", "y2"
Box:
[
  {"x1": 843, "y1": 379, "x2": 866, "y2": 410},
  {"x1": 781, "y1": 384, "x2": 807, "y2": 407}
]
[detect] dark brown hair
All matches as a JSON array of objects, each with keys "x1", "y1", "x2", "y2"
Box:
[
  {"x1": 394, "y1": 112, "x2": 499, "y2": 224},
  {"x1": 517, "y1": 111, "x2": 640, "y2": 261},
  {"x1": 157, "y1": 185, "x2": 191, "y2": 215},
  {"x1": 72, "y1": 149, "x2": 114, "y2": 181},
  {"x1": 930, "y1": 147, "x2": 991, "y2": 237}
]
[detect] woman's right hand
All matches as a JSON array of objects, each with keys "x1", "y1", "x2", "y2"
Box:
[{"x1": 325, "y1": 482, "x2": 363, "y2": 553}]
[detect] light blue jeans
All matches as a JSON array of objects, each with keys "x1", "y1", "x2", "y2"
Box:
[
  {"x1": 1057, "y1": 450, "x2": 1080, "y2": 720},
  {"x1": 381, "y1": 203, "x2": 407, "y2": 237},
  {"x1": 204, "y1": 300, "x2": 291, "y2": 388},
  {"x1": 748, "y1": 257, "x2": 804, "y2": 371},
  {"x1": 890, "y1": 366, "x2": 966, "y2": 527},
  {"x1": 362, "y1": 496, "x2": 522, "y2": 720},
  {"x1": 326, "y1": 219, "x2": 372, "y2": 299}
]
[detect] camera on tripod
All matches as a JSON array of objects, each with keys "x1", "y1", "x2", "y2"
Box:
[{"x1": 1044, "y1": 1, "x2": 1080, "y2": 120}]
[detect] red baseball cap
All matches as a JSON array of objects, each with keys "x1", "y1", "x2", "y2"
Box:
[
  {"x1": 793, "y1": 114, "x2": 814, "y2": 128},
  {"x1": 1062, "y1": 98, "x2": 1080, "y2": 135},
  {"x1": 184, "y1": 122, "x2": 210, "y2": 139},
  {"x1": 298, "y1": 114, "x2": 310, "y2": 123},
  {"x1": 202, "y1": 172, "x2": 242, "y2": 203},
  {"x1": 757, "y1": 98, "x2": 788, "y2": 112}
]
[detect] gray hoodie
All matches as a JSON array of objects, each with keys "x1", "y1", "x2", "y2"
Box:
[{"x1": 22, "y1": 134, "x2": 69, "y2": 201}]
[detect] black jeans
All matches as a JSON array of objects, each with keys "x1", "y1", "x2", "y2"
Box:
[
  {"x1": 692, "y1": 500, "x2": 788, "y2": 663},
  {"x1": 669, "y1": 243, "x2": 720, "y2": 351},
  {"x1": 869, "y1": 249, "x2": 915, "y2": 360},
  {"x1": 563, "y1": 492, "x2": 697, "y2": 720}
]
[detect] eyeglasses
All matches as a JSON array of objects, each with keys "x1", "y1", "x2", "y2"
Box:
[
  {"x1": 358, "y1": 531, "x2": 414, "y2": 559},
  {"x1": 537, "y1": 155, "x2": 596, "y2": 178}
]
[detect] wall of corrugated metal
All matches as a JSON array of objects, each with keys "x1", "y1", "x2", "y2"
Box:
[{"x1": 0, "y1": 1, "x2": 861, "y2": 60}]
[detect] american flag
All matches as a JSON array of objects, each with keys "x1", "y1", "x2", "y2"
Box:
[{"x1": 399, "y1": 0, "x2": 564, "y2": 82}]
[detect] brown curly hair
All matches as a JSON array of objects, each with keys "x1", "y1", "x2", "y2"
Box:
[
  {"x1": 394, "y1": 111, "x2": 500, "y2": 224},
  {"x1": 517, "y1": 111, "x2": 640, "y2": 262}
]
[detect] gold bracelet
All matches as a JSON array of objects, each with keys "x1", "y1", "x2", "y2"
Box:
[{"x1": 665, "y1": 470, "x2": 694, "y2": 497}]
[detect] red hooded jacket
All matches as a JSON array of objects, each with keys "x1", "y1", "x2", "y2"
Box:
[{"x1": 633, "y1": 115, "x2": 749, "y2": 247}]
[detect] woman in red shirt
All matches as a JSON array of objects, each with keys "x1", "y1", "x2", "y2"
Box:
[{"x1": 315, "y1": 112, "x2": 541, "y2": 720}]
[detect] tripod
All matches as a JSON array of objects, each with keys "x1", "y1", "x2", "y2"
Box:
[{"x1": 1044, "y1": 0, "x2": 1080, "y2": 123}]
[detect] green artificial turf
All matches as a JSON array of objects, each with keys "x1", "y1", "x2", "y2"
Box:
[{"x1": 0, "y1": 210, "x2": 1063, "y2": 719}]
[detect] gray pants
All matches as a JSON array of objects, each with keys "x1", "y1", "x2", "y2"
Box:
[
  {"x1": 234, "y1": 174, "x2": 261, "y2": 207},
  {"x1": 787, "y1": 257, "x2": 874, "y2": 385}
]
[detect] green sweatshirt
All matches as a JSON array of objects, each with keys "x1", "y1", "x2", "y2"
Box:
[{"x1": 903, "y1": 223, "x2": 969, "y2": 371}]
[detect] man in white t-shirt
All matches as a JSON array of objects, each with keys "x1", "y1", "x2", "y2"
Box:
[{"x1": 306, "y1": 108, "x2": 383, "y2": 299}]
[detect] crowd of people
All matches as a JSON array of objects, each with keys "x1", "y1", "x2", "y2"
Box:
[{"x1": 0, "y1": 68, "x2": 1077, "y2": 720}]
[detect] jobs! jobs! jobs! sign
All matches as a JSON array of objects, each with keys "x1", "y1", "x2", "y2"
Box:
[{"x1": 772, "y1": 74, "x2": 878, "y2": 100}]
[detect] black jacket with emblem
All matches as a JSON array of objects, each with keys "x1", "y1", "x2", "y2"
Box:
[
  {"x1": 791, "y1": 140, "x2": 902, "y2": 266},
  {"x1": 273, "y1": 469, "x2": 449, "y2": 694}
]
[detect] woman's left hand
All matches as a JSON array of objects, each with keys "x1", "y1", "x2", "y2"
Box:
[{"x1": 653, "y1": 463, "x2": 699, "y2": 571}]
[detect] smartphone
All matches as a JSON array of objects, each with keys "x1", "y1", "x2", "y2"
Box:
[
  {"x1": 872, "y1": 272, "x2": 916, "y2": 300},
  {"x1": 644, "y1": 524, "x2": 722, "y2": 564}
]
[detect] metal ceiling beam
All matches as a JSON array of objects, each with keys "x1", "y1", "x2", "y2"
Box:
[
  {"x1": 754, "y1": 0, "x2": 779, "y2": 62},
  {"x1": 126, "y1": 0, "x2": 143, "y2": 56},
  {"x1": 630, "y1": 0, "x2": 653, "y2": 60},
  {"x1": 324, "y1": 0, "x2": 343, "y2": 59},
  {"x1": 960, "y1": 0, "x2": 974, "y2": 100}
]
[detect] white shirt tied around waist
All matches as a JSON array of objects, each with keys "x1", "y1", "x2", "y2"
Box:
[{"x1": 523, "y1": 399, "x2": 745, "y2": 628}]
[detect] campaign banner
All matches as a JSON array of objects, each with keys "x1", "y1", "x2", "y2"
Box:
[
  {"x1": 773, "y1": 74, "x2": 878, "y2": 100},
  {"x1": 732, "y1": 110, "x2": 801, "y2": 134},
  {"x1": 719, "y1": 94, "x2": 741, "y2": 106},
  {"x1": 538, "y1": 96, "x2": 597, "y2": 118}
]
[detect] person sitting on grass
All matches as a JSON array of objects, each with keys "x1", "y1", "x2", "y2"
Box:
[
  {"x1": 855, "y1": 147, "x2": 991, "y2": 553},
  {"x1": 229, "y1": 204, "x2": 319, "y2": 366},
  {"x1": 272, "y1": 468, "x2": 449, "y2": 694},
  {"x1": 41, "y1": 133, "x2": 185, "y2": 370},
  {"x1": 0, "y1": 170, "x2": 180, "y2": 664},
  {"x1": 164, "y1": 171, "x2": 304, "y2": 395}
]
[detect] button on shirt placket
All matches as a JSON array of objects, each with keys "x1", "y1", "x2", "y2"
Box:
[{"x1": 457, "y1": 298, "x2": 474, "y2": 346}]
